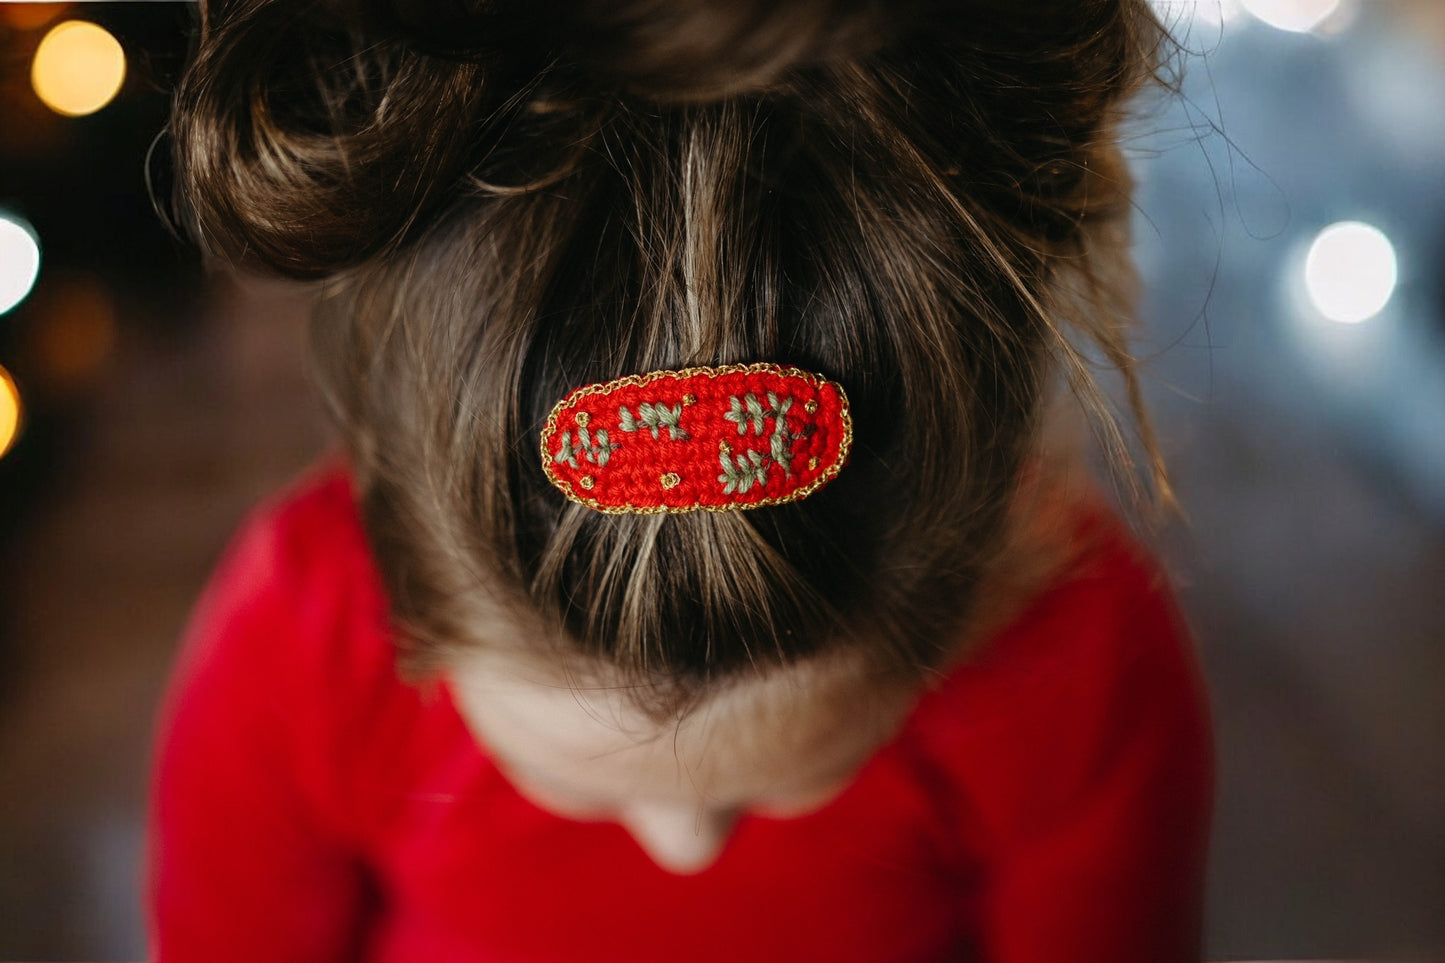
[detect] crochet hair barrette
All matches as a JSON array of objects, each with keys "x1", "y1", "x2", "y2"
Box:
[{"x1": 539, "y1": 363, "x2": 852, "y2": 514}]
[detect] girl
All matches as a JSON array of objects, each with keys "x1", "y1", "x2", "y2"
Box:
[{"x1": 149, "y1": 0, "x2": 1213, "y2": 960}]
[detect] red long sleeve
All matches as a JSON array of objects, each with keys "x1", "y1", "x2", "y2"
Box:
[
  {"x1": 912, "y1": 510, "x2": 1215, "y2": 962},
  {"x1": 985, "y1": 615, "x2": 1213, "y2": 962},
  {"x1": 148, "y1": 476, "x2": 375, "y2": 962}
]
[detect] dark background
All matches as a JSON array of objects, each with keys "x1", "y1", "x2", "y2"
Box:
[{"x1": 0, "y1": 1, "x2": 1441, "y2": 959}]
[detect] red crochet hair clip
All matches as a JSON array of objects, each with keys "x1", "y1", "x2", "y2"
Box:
[{"x1": 539, "y1": 364, "x2": 853, "y2": 514}]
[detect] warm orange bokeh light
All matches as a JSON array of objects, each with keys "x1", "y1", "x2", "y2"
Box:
[
  {"x1": 30, "y1": 20, "x2": 127, "y2": 118},
  {"x1": 0, "y1": 366, "x2": 21, "y2": 460},
  {"x1": 0, "y1": 3, "x2": 69, "y2": 32},
  {"x1": 27, "y1": 277, "x2": 119, "y2": 392}
]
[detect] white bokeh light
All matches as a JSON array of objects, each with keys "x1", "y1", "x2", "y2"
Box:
[
  {"x1": 1240, "y1": 0, "x2": 1340, "y2": 33},
  {"x1": 1149, "y1": 0, "x2": 1243, "y2": 30},
  {"x1": 1304, "y1": 221, "x2": 1398, "y2": 324},
  {"x1": 1195, "y1": 0, "x2": 1245, "y2": 27},
  {"x1": 0, "y1": 214, "x2": 42, "y2": 315}
]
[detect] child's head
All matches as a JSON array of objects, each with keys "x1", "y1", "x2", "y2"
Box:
[{"x1": 171, "y1": 0, "x2": 1167, "y2": 715}]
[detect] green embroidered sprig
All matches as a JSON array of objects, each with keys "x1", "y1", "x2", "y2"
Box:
[
  {"x1": 718, "y1": 448, "x2": 770, "y2": 494},
  {"x1": 619, "y1": 402, "x2": 689, "y2": 440},
  {"x1": 554, "y1": 427, "x2": 621, "y2": 468},
  {"x1": 724, "y1": 392, "x2": 800, "y2": 474},
  {"x1": 715, "y1": 391, "x2": 813, "y2": 492}
]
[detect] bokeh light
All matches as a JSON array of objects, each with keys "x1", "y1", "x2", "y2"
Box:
[
  {"x1": 26, "y1": 276, "x2": 119, "y2": 393},
  {"x1": 0, "y1": 214, "x2": 42, "y2": 315},
  {"x1": 1199, "y1": 0, "x2": 1245, "y2": 26},
  {"x1": 1240, "y1": 0, "x2": 1341, "y2": 33},
  {"x1": 0, "y1": 366, "x2": 21, "y2": 460},
  {"x1": 30, "y1": 20, "x2": 127, "y2": 118},
  {"x1": 1151, "y1": 0, "x2": 1244, "y2": 29},
  {"x1": 1304, "y1": 221, "x2": 1398, "y2": 324},
  {"x1": 0, "y1": 3, "x2": 69, "y2": 32}
]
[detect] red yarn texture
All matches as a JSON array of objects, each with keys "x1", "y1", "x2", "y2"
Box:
[{"x1": 539, "y1": 365, "x2": 851, "y2": 513}]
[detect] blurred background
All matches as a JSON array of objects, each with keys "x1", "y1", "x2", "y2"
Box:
[{"x1": 0, "y1": 0, "x2": 1440, "y2": 959}]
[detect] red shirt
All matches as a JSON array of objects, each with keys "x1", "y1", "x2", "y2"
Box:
[{"x1": 148, "y1": 463, "x2": 1213, "y2": 962}]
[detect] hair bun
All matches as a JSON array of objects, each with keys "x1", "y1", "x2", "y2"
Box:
[
  {"x1": 548, "y1": 0, "x2": 898, "y2": 100},
  {"x1": 356, "y1": 0, "x2": 896, "y2": 100}
]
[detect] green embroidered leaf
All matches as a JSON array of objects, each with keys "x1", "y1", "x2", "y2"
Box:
[
  {"x1": 725, "y1": 396, "x2": 748, "y2": 435},
  {"x1": 661, "y1": 403, "x2": 688, "y2": 440},
  {"x1": 718, "y1": 449, "x2": 739, "y2": 492},
  {"x1": 745, "y1": 394, "x2": 765, "y2": 435},
  {"x1": 770, "y1": 431, "x2": 791, "y2": 471},
  {"x1": 592, "y1": 429, "x2": 620, "y2": 466},
  {"x1": 619, "y1": 407, "x2": 638, "y2": 432},
  {"x1": 554, "y1": 431, "x2": 582, "y2": 469},
  {"x1": 638, "y1": 402, "x2": 660, "y2": 439}
]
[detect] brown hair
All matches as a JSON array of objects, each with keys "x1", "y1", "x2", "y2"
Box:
[{"x1": 169, "y1": 0, "x2": 1171, "y2": 712}]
